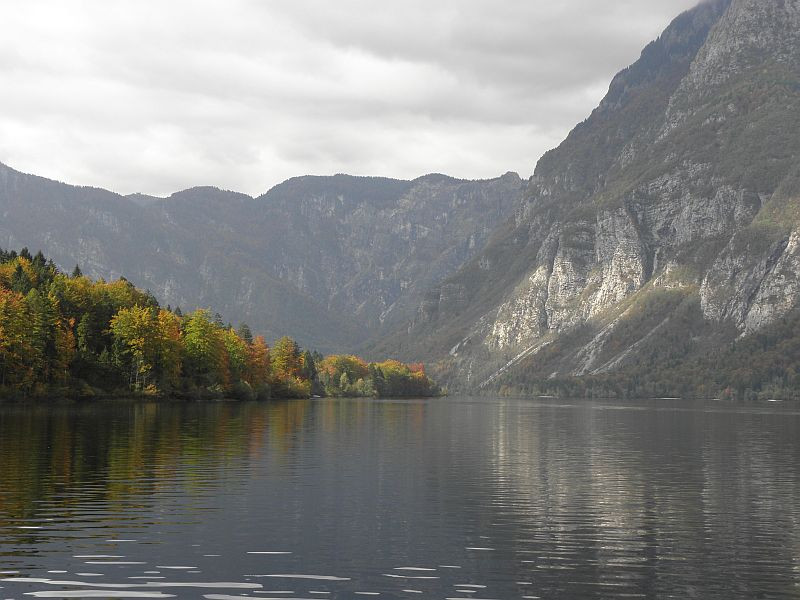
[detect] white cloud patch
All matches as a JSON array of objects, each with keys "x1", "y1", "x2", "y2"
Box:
[{"x1": 0, "y1": 0, "x2": 699, "y2": 196}]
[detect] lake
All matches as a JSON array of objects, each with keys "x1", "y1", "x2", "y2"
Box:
[{"x1": 0, "y1": 397, "x2": 799, "y2": 599}]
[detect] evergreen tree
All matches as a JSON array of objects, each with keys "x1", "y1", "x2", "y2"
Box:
[
  {"x1": 369, "y1": 364, "x2": 386, "y2": 396},
  {"x1": 33, "y1": 251, "x2": 46, "y2": 268},
  {"x1": 76, "y1": 313, "x2": 92, "y2": 355},
  {"x1": 237, "y1": 323, "x2": 254, "y2": 345},
  {"x1": 300, "y1": 350, "x2": 317, "y2": 381},
  {"x1": 10, "y1": 265, "x2": 31, "y2": 295}
]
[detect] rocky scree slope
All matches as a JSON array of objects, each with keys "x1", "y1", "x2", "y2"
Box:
[{"x1": 383, "y1": 0, "x2": 800, "y2": 394}]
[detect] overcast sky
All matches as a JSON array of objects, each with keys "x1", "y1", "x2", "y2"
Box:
[{"x1": 0, "y1": 0, "x2": 700, "y2": 197}]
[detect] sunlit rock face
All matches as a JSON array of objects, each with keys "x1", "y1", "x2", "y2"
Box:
[
  {"x1": 395, "y1": 0, "x2": 800, "y2": 389},
  {"x1": 701, "y1": 229, "x2": 800, "y2": 334}
]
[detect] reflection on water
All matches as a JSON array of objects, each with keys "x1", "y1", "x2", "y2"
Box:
[{"x1": 1, "y1": 397, "x2": 799, "y2": 599}]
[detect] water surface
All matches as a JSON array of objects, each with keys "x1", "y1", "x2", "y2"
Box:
[{"x1": 1, "y1": 397, "x2": 799, "y2": 599}]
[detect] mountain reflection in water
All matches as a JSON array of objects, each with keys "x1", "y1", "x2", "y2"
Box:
[{"x1": 1, "y1": 397, "x2": 799, "y2": 599}]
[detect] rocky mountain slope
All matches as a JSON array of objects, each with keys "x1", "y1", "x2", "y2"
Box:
[
  {"x1": 0, "y1": 164, "x2": 522, "y2": 352},
  {"x1": 381, "y1": 0, "x2": 800, "y2": 395}
]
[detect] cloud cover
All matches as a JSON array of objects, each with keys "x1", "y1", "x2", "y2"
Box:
[{"x1": 0, "y1": 0, "x2": 699, "y2": 196}]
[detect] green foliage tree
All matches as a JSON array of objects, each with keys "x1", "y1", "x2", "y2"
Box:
[
  {"x1": 110, "y1": 305, "x2": 162, "y2": 390},
  {"x1": 183, "y1": 309, "x2": 225, "y2": 386}
]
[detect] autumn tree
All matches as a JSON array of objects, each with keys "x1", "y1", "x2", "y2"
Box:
[
  {"x1": 110, "y1": 305, "x2": 162, "y2": 389},
  {"x1": 0, "y1": 288, "x2": 34, "y2": 388},
  {"x1": 110, "y1": 306, "x2": 183, "y2": 392},
  {"x1": 271, "y1": 336, "x2": 302, "y2": 380},
  {"x1": 245, "y1": 336, "x2": 272, "y2": 393}
]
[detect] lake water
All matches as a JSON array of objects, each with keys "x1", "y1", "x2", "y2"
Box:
[{"x1": 1, "y1": 397, "x2": 799, "y2": 599}]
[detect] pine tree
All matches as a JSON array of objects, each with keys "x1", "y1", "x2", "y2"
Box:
[
  {"x1": 33, "y1": 251, "x2": 46, "y2": 268},
  {"x1": 237, "y1": 323, "x2": 254, "y2": 345},
  {"x1": 10, "y1": 265, "x2": 31, "y2": 295},
  {"x1": 76, "y1": 313, "x2": 92, "y2": 355},
  {"x1": 300, "y1": 349, "x2": 317, "y2": 382}
]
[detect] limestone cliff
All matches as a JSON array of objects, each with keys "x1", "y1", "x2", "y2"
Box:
[{"x1": 387, "y1": 0, "x2": 800, "y2": 392}]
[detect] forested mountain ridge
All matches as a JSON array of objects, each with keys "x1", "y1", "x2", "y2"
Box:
[
  {"x1": 0, "y1": 162, "x2": 522, "y2": 352},
  {"x1": 379, "y1": 0, "x2": 800, "y2": 399}
]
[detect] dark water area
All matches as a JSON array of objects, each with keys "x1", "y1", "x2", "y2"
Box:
[{"x1": 0, "y1": 397, "x2": 799, "y2": 599}]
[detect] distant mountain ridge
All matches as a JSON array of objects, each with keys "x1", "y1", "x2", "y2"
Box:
[{"x1": 0, "y1": 161, "x2": 523, "y2": 352}]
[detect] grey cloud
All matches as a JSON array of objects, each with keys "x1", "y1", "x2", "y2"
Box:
[{"x1": 0, "y1": 0, "x2": 700, "y2": 196}]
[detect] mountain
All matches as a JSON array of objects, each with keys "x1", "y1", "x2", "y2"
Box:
[
  {"x1": 381, "y1": 0, "x2": 800, "y2": 397},
  {"x1": 3, "y1": 0, "x2": 798, "y2": 398},
  {"x1": 0, "y1": 162, "x2": 522, "y2": 352}
]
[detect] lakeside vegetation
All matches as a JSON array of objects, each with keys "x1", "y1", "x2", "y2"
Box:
[{"x1": 0, "y1": 249, "x2": 441, "y2": 400}]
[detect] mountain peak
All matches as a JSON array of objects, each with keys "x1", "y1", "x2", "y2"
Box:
[
  {"x1": 169, "y1": 186, "x2": 254, "y2": 203},
  {"x1": 413, "y1": 173, "x2": 461, "y2": 185},
  {"x1": 682, "y1": 0, "x2": 800, "y2": 91},
  {"x1": 0, "y1": 161, "x2": 19, "y2": 175}
]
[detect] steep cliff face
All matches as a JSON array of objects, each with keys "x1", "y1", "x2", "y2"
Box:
[
  {"x1": 249, "y1": 172, "x2": 523, "y2": 335},
  {"x1": 0, "y1": 164, "x2": 522, "y2": 352},
  {"x1": 389, "y1": 0, "x2": 800, "y2": 391}
]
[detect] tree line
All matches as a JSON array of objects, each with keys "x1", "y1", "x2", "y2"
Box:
[{"x1": 0, "y1": 248, "x2": 440, "y2": 400}]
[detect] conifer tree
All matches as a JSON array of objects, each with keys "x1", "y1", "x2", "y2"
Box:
[
  {"x1": 237, "y1": 323, "x2": 253, "y2": 345},
  {"x1": 10, "y1": 265, "x2": 30, "y2": 295}
]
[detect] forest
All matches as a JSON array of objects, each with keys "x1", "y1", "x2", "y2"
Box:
[{"x1": 0, "y1": 248, "x2": 441, "y2": 400}]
